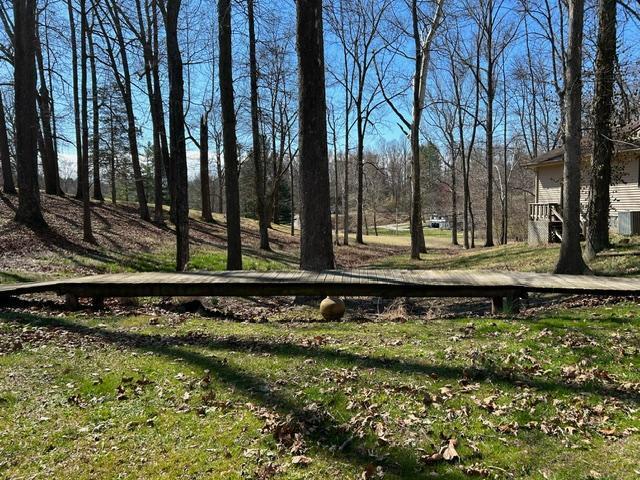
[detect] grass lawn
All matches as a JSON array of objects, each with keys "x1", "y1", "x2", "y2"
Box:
[
  {"x1": 1, "y1": 302, "x2": 639, "y2": 479},
  {"x1": 372, "y1": 238, "x2": 640, "y2": 277}
]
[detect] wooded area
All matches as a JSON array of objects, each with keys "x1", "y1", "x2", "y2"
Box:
[{"x1": 1, "y1": 0, "x2": 639, "y2": 273}]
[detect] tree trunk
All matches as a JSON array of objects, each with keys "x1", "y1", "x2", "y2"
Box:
[
  {"x1": 44, "y1": 23, "x2": 61, "y2": 188},
  {"x1": 136, "y1": 0, "x2": 164, "y2": 223},
  {"x1": 501, "y1": 62, "x2": 508, "y2": 245},
  {"x1": 35, "y1": 32, "x2": 61, "y2": 196},
  {"x1": 0, "y1": 93, "x2": 16, "y2": 194},
  {"x1": 364, "y1": 209, "x2": 369, "y2": 235},
  {"x1": 218, "y1": 0, "x2": 242, "y2": 269},
  {"x1": 555, "y1": 0, "x2": 588, "y2": 274},
  {"x1": 332, "y1": 125, "x2": 340, "y2": 246},
  {"x1": 296, "y1": 0, "x2": 335, "y2": 271},
  {"x1": 200, "y1": 113, "x2": 214, "y2": 222},
  {"x1": 88, "y1": 22, "x2": 103, "y2": 202},
  {"x1": 462, "y1": 158, "x2": 469, "y2": 249},
  {"x1": 374, "y1": 209, "x2": 378, "y2": 235},
  {"x1": 356, "y1": 116, "x2": 364, "y2": 244},
  {"x1": 289, "y1": 140, "x2": 295, "y2": 236},
  {"x1": 342, "y1": 75, "x2": 350, "y2": 246},
  {"x1": 165, "y1": 0, "x2": 189, "y2": 271},
  {"x1": 67, "y1": 0, "x2": 83, "y2": 200},
  {"x1": 451, "y1": 145, "x2": 458, "y2": 246},
  {"x1": 409, "y1": 124, "x2": 424, "y2": 259},
  {"x1": 484, "y1": 58, "x2": 495, "y2": 247},
  {"x1": 470, "y1": 202, "x2": 476, "y2": 248},
  {"x1": 586, "y1": 0, "x2": 616, "y2": 259},
  {"x1": 110, "y1": 98, "x2": 116, "y2": 204},
  {"x1": 409, "y1": 0, "x2": 425, "y2": 260},
  {"x1": 214, "y1": 131, "x2": 224, "y2": 213},
  {"x1": 151, "y1": 0, "x2": 171, "y2": 221},
  {"x1": 270, "y1": 115, "x2": 280, "y2": 225},
  {"x1": 248, "y1": 0, "x2": 270, "y2": 251},
  {"x1": 14, "y1": 0, "x2": 46, "y2": 228},
  {"x1": 80, "y1": 0, "x2": 94, "y2": 242}
]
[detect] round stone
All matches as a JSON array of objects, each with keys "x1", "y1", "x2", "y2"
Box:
[{"x1": 319, "y1": 296, "x2": 346, "y2": 320}]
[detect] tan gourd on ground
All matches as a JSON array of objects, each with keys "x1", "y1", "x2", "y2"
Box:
[{"x1": 319, "y1": 296, "x2": 345, "y2": 320}]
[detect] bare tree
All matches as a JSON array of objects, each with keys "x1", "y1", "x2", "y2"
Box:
[
  {"x1": 218, "y1": 0, "x2": 242, "y2": 269},
  {"x1": 199, "y1": 107, "x2": 214, "y2": 222},
  {"x1": 464, "y1": 0, "x2": 517, "y2": 247},
  {"x1": 80, "y1": 0, "x2": 94, "y2": 242},
  {"x1": 87, "y1": 13, "x2": 103, "y2": 201},
  {"x1": 327, "y1": 0, "x2": 389, "y2": 245},
  {"x1": 160, "y1": 0, "x2": 189, "y2": 270},
  {"x1": 384, "y1": 0, "x2": 444, "y2": 259},
  {"x1": 97, "y1": 0, "x2": 150, "y2": 221},
  {"x1": 35, "y1": 28, "x2": 62, "y2": 196},
  {"x1": 248, "y1": 0, "x2": 270, "y2": 251},
  {"x1": 328, "y1": 105, "x2": 341, "y2": 245},
  {"x1": 445, "y1": 26, "x2": 481, "y2": 249},
  {"x1": 0, "y1": 93, "x2": 16, "y2": 194},
  {"x1": 296, "y1": 0, "x2": 335, "y2": 270},
  {"x1": 554, "y1": 0, "x2": 588, "y2": 274},
  {"x1": 585, "y1": 0, "x2": 616, "y2": 259},
  {"x1": 67, "y1": 0, "x2": 84, "y2": 200},
  {"x1": 13, "y1": 0, "x2": 46, "y2": 227},
  {"x1": 123, "y1": 0, "x2": 168, "y2": 223}
]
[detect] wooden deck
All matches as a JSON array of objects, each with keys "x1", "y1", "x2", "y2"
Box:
[{"x1": 1, "y1": 270, "x2": 640, "y2": 302}]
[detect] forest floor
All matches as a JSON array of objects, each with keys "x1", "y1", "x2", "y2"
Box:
[{"x1": 2, "y1": 193, "x2": 640, "y2": 479}]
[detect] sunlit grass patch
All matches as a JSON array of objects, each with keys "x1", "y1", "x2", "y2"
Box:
[{"x1": 1, "y1": 302, "x2": 639, "y2": 479}]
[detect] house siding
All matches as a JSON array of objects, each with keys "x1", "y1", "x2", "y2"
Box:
[
  {"x1": 536, "y1": 164, "x2": 562, "y2": 204},
  {"x1": 534, "y1": 151, "x2": 640, "y2": 217},
  {"x1": 609, "y1": 152, "x2": 640, "y2": 217}
]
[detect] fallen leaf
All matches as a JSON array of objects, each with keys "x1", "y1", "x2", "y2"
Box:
[{"x1": 291, "y1": 455, "x2": 312, "y2": 466}]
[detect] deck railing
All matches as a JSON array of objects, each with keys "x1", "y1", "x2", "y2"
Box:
[{"x1": 529, "y1": 202, "x2": 561, "y2": 221}]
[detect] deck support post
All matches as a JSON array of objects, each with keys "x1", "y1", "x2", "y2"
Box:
[
  {"x1": 65, "y1": 294, "x2": 79, "y2": 309},
  {"x1": 491, "y1": 293, "x2": 522, "y2": 315},
  {"x1": 491, "y1": 296, "x2": 504, "y2": 314},
  {"x1": 504, "y1": 294, "x2": 521, "y2": 314},
  {"x1": 92, "y1": 297, "x2": 105, "y2": 309}
]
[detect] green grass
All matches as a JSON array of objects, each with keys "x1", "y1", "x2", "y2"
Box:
[
  {"x1": 373, "y1": 237, "x2": 640, "y2": 276},
  {"x1": 377, "y1": 226, "x2": 453, "y2": 238},
  {"x1": 0, "y1": 248, "x2": 292, "y2": 285},
  {"x1": 373, "y1": 243, "x2": 560, "y2": 272},
  {"x1": 1, "y1": 303, "x2": 639, "y2": 479}
]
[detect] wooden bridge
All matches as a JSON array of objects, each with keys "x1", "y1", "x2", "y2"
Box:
[{"x1": 1, "y1": 270, "x2": 640, "y2": 313}]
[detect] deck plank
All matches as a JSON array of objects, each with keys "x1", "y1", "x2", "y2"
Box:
[{"x1": 2, "y1": 270, "x2": 640, "y2": 300}]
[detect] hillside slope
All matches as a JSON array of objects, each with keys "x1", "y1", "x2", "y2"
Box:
[{"x1": 0, "y1": 193, "x2": 407, "y2": 282}]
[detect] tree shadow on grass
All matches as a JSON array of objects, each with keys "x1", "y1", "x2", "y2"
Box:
[
  {"x1": 3, "y1": 311, "x2": 638, "y2": 405},
  {"x1": 2, "y1": 311, "x2": 639, "y2": 477},
  {"x1": 0, "y1": 311, "x2": 461, "y2": 478}
]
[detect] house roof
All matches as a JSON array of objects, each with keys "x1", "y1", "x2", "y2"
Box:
[
  {"x1": 522, "y1": 147, "x2": 565, "y2": 168},
  {"x1": 523, "y1": 121, "x2": 640, "y2": 169}
]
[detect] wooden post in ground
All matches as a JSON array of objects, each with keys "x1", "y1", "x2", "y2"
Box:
[
  {"x1": 491, "y1": 293, "x2": 522, "y2": 315},
  {"x1": 65, "y1": 293, "x2": 79, "y2": 309},
  {"x1": 491, "y1": 296, "x2": 504, "y2": 315}
]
